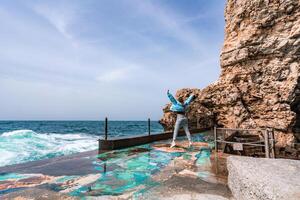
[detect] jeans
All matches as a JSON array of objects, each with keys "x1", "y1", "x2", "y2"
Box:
[{"x1": 172, "y1": 114, "x2": 192, "y2": 142}]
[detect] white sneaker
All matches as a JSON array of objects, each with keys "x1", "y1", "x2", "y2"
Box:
[
  {"x1": 170, "y1": 141, "x2": 176, "y2": 148},
  {"x1": 188, "y1": 141, "x2": 193, "y2": 147}
]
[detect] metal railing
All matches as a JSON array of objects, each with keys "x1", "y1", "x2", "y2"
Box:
[
  {"x1": 214, "y1": 126, "x2": 276, "y2": 158},
  {"x1": 102, "y1": 117, "x2": 153, "y2": 140}
]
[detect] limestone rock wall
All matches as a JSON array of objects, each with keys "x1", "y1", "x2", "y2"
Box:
[{"x1": 160, "y1": 0, "x2": 300, "y2": 146}]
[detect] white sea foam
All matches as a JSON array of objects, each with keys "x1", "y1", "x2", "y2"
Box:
[{"x1": 0, "y1": 130, "x2": 98, "y2": 167}]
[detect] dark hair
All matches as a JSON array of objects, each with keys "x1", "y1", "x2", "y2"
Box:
[{"x1": 177, "y1": 96, "x2": 184, "y2": 104}]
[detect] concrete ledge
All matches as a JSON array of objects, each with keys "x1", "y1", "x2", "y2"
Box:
[
  {"x1": 227, "y1": 156, "x2": 300, "y2": 200},
  {"x1": 99, "y1": 129, "x2": 207, "y2": 150}
]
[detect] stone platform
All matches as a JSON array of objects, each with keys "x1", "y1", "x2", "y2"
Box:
[
  {"x1": 0, "y1": 133, "x2": 232, "y2": 199},
  {"x1": 227, "y1": 156, "x2": 300, "y2": 200}
]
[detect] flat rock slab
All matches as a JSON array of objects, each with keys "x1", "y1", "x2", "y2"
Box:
[
  {"x1": 160, "y1": 194, "x2": 229, "y2": 200},
  {"x1": 227, "y1": 156, "x2": 300, "y2": 200},
  {"x1": 139, "y1": 175, "x2": 231, "y2": 200},
  {"x1": 2, "y1": 188, "x2": 78, "y2": 200},
  {"x1": 0, "y1": 150, "x2": 99, "y2": 176}
]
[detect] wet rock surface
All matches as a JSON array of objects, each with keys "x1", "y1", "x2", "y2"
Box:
[
  {"x1": 0, "y1": 133, "x2": 231, "y2": 199},
  {"x1": 160, "y1": 0, "x2": 300, "y2": 148},
  {"x1": 2, "y1": 188, "x2": 78, "y2": 200},
  {"x1": 227, "y1": 156, "x2": 300, "y2": 200}
]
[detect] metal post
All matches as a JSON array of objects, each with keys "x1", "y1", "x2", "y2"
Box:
[
  {"x1": 269, "y1": 128, "x2": 276, "y2": 158},
  {"x1": 264, "y1": 130, "x2": 270, "y2": 158},
  {"x1": 103, "y1": 162, "x2": 107, "y2": 173},
  {"x1": 214, "y1": 125, "x2": 217, "y2": 153},
  {"x1": 105, "y1": 117, "x2": 108, "y2": 140},
  {"x1": 148, "y1": 118, "x2": 151, "y2": 136}
]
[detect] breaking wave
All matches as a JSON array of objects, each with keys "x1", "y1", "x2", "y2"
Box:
[{"x1": 0, "y1": 130, "x2": 98, "y2": 167}]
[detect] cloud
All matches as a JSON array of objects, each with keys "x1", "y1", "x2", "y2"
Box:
[
  {"x1": 96, "y1": 66, "x2": 139, "y2": 82},
  {"x1": 32, "y1": 2, "x2": 78, "y2": 46},
  {"x1": 128, "y1": 0, "x2": 207, "y2": 53}
]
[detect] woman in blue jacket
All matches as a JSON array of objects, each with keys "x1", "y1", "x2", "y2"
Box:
[{"x1": 167, "y1": 90, "x2": 195, "y2": 148}]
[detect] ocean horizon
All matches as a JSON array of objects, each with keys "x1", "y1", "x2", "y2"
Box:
[{"x1": 0, "y1": 120, "x2": 164, "y2": 167}]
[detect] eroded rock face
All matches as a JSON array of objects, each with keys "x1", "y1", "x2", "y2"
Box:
[{"x1": 160, "y1": 0, "x2": 300, "y2": 146}]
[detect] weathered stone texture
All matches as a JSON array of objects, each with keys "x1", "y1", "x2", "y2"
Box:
[
  {"x1": 160, "y1": 0, "x2": 300, "y2": 147},
  {"x1": 227, "y1": 156, "x2": 300, "y2": 200}
]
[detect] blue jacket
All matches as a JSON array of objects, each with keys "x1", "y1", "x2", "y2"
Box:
[{"x1": 167, "y1": 91, "x2": 195, "y2": 113}]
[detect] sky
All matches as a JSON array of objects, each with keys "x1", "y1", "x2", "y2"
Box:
[{"x1": 0, "y1": 0, "x2": 226, "y2": 120}]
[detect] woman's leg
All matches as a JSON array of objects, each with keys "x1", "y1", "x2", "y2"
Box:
[
  {"x1": 171, "y1": 115, "x2": 182, "y2": 147},
  {"x1": 172, "y1": 118, "x2": 181, "y2": 141},
  {"x1": 182, "y1": 119, "x2": 192, "y2": 144}
]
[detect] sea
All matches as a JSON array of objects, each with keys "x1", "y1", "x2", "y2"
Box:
[{"x1": 0, "y1": 121, "x2": 163, "y2": 167}]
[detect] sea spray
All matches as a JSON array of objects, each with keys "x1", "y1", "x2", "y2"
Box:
[{"x1": 0, "y1": 130, "x2": 98, "y2": 167}]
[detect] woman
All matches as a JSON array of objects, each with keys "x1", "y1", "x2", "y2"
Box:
[{"x1": 167, "y1": 90, "x2": 195, "y2": 148}]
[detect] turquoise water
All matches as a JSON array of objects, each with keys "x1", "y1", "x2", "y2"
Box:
[
  {"x1": 0, "y1": 121, "x2": 163, "y2": 167},
  {"x1": 69, "y1": 134, "x2": 212, "y2": 197},
  {"x1": 0, "y1": 133, "x2": 214, "y2": 198},
  {"x1": 70, "y1": 145, "x2": 171, "y2": 197}
]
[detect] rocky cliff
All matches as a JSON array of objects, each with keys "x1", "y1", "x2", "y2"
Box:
[{"x1": 160, "y1": 0, "x2": 300, "y2": 147}]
